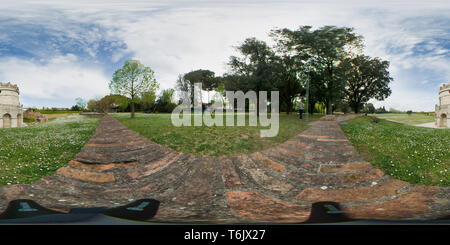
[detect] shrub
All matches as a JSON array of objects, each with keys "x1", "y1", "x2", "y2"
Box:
[
  {"x1": 376, "y1": 106, "x2": 388, "y2": 114},
  {"x1": 23, "y1": 117, "x2": 36, "y2": 123},
  {"x1": 363, "y1": 103, "x2": 376, "y2": 114},
  {"x1": 389, "y1": 108, "x2": 401, "y2": 113},
  {"x1": 368, "y1": 116, "x2": 379, "y2": 123}
]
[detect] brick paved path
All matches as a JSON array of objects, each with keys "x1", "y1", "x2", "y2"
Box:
[{"x1": 0, "y1": 115, "x2": 448, "y2": 222}]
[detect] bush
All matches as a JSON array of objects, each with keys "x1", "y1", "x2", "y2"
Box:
[
  {"x1": 363, "y1": 103, "x2": 376, "y2": 114},
  {"x1": 154, "y1": 89, "x2": 177, "y2": 113},
  {"x1": 154, "y1": 100, "x2": 177, "y2": 113},
  {"x1": 23, "y1": 117, "x2": 36, "y2": 123},
  {"x1": 71, "y1": 105, "x2": 82, "y2": 111},
  {"x1": 406, "y1": 110, "x2": 413, "y2": 115},
  {"x1": 375, "y1": 106, "x2": 388, "y2": 114},
  {"x1": 389, "y1": 108, "x2": 401, "y2": 113}
]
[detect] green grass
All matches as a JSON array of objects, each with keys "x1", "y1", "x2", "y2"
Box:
[
  {"x1": 370, "y1": 113, "x2": 435, "y2": 125},
  {"x1": 341, "y1": 116, "x2": 449, "y2": 186},
  {"x1": 112, "y1": 112, "x2": 320, "y2": 156},
  {"x1": 0, "y1": 115, "x2": 100, "y2": 186}
]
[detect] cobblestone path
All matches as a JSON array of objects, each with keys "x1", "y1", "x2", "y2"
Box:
[{"x1": 0, "y1": 115, "x2": 448, "y2": 222}]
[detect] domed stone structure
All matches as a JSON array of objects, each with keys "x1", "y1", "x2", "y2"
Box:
[
  {"x1": 435, "y1": 83, "x2": 449, "y2": 128},
  {"x1": 0, "y1": 82, "x2": 23, "y2": 128}
]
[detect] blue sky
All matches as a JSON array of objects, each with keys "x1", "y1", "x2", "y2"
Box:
[{"x1": 0, "y1": 0, "x2": 449, "y2": 111}]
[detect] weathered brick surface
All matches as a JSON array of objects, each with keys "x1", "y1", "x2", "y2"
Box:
[
  {"x1": 261, "y1": 148, "x2": 318, "y2": 171},
  {"x1": 226, "y1": 191, "x2": 310, "y2": 222},
  {"x1": 0, "y1": 114, "x2": 447, "y2": 223},
  {"x1": 234, "y1": 155, "x2": 293, "y2": 195},
  {"x1": 69, "y1": 160, "x2": 139, "y2": 171},
  {"x1": 130, "y1": 154, "x2": 197, "y2": 196},
  {"x1": 283, "y1": 168, "x2": 385, "y2": 187},
  {"x1": 295, "y1": 179, "x2": 409, "y2": 203},
  {"x1": 0, "y1": 184, "x2": 27, "y2": 201},
  {"x1": 218, "y1": 157, "x2": 244, "y2": 188},
  {"x1": 342, "y1": 186, "x2": 440, "y2": 220},
  {"x1": 273, "y1": 146, "x2": 304, "y2": 158},
  {"x1": 169, "y1": 157, "x2": 219, "y2": 206},
  {"x1": 127, "y1": 152, "x2": 182, "y2": 179},
  {"x1": 320, "y1": 162, "x2": 372, "y2": 173},
  {"x1": 251, "y1": 152, "x2": 286, "y2": 173},
  {"x1": 56, "y1": 167, "x2": 115, "y2": 183}
]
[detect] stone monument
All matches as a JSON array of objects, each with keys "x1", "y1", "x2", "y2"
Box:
[
  {"x1": 0, "y1": 82, "x2": 23, "y2": 128},
  {"x1": 435, "y1": 82, "x2": 449, "y2": 128}
]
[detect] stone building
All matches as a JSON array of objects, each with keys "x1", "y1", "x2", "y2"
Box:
[
  {"x1": 435, "y1": 82, "x2": 450, "y2": 128},
  {"x1": 0, "y1": 82, "x2": 23, "y2": 128}
]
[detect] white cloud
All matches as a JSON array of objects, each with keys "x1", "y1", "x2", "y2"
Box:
[
  {"x1": 0, "y1": 55, "x2": 110, "y2": 107},
  {"x1": 0, "y1": 0, "x2": 449, "y2": 111}
]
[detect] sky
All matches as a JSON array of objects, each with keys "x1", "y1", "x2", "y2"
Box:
[{"x1": 0, "y1": 0, "x2": 449, "y2": 111}]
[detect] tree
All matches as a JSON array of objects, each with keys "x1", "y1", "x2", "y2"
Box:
[
  {"x1": 175, "y1": 70, "x2": 218, "y2": 105},
  {"x1": 87, "y1": 99, "x2": 99, "y2": 112},
  {"x1": 140, "y1": 91, "x2": 157, "y2": 112},
  {"x1": 75, "y1": 97, "x2": 87, "y2": 111},
  {"x1": 110, "y1": 94, "x2": 130, "y2": 112},
  {"x1": 109, "y1": 60, "x2": 159, "y2": 118},
  {"x1": 228, "y1": 38, "x2": 277, "y2": 114},
  {"x1": 155, "y1": 89, "x2": 177, "y2": 113},
  {"x1": 271, "y1": 54, "x2": 304, "y2": 114},
  {"x1": 70, "y1": 105, "x2": 81, "y2": 111},
  {"x1": 340, "y1": 55, "x2": 392, "y2": 113},
  {"x1": 177, "y1": 69, "x2": 218, "y2": 105},
  {"x1": 270, "y1": 30, "x2": 308, "y2": 114},
  {"x1": 176, "y1": 74, "x2": 192, "y2": 103},
  {"x1": 363, "y1": 103, "x2": 376, "y2": 114},
  {"x1": 272, "y1": 26, "x2": 363, "y2": 114},
  {"x1": 97, "y1": 95, "x2": 117, "y2": 113},
  {"x1": 184, "y1": 69, "x2": 217, "y2": 91},
  {"x1": 376, "y1": 106, "x2": 388, "y2": 113}
]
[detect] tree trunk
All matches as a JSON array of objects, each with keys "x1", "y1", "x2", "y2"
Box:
[
  {"x1": 256, "y1": 93, "x2": 260, "y2": 117},
  {"x1": 309, "y1": 100, "x2": 315, "y2": 115},
  {"x1": 286, "y1": 100, "x2": 291, "y2": 115},
  {"x1": 326, "y1": 101, "x2": 333, "y2": 115},
  {"x1": 352, "y1": 100, "x2": 360, "y2": 114},
  {"x1": 131, "y1": 101, "x2": 135, "y2": 119}
]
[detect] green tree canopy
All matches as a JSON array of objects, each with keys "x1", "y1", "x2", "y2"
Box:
[
  {"x1": 340, "y1": 55, "x2": 392, "y2": 113},
  {"x1": 176, "y1": 70, "x2": 218, "y2": 104},
  {"x1": 155, "y1": 89, "x2": 177, "y2": 113},
  {"x1": 109, "y1": 60, "x2": 159, "y2": 118},
  {"x1": 140, "y1": 91, "x2": 157, "y2": 112},
  {"x1": 229, "y1": 38, "x2": 276, "y2": 93},
  {"x1": 272, "y1": 26, "x2": 363, "y2": 114},
  {"x1": 184, "y1": 69, "x2": 217, "y2": 91},
  {"x1": 75, "y1": 97, "x2": 87, "y2": 111},
  {"x1": 228, "y1": 38, "x2": 278, "y2": 114}
]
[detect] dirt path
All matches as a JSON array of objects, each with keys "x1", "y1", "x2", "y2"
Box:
[{"x1": 0, "y1": 114, "x2": 448, "y2": 222}]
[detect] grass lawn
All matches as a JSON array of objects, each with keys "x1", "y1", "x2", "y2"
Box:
[
  {"x1": 112, "y1": 112, "x2": 320, "y2": 156},
  {"x1": 0, "y1": 115, "x2": 100, "y2": 186},
  {"x1": 341, "y1": 116, "x2": 449, "y2": 186},
  {"x1": 370, "y1": 113, "x2": 435, "y2": 125}
]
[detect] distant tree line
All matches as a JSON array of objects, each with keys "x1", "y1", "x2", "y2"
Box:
[
  {"x1": 84, "y1": 89, "x2": 177, "y2": 114},
  {"x1": 175, "y1": 25, "x2": 393, "y2": 115}
]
